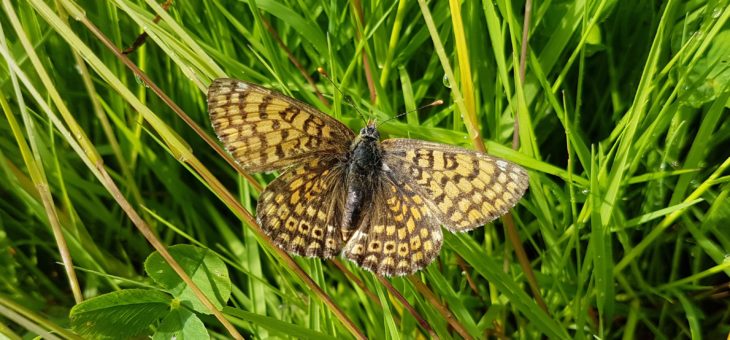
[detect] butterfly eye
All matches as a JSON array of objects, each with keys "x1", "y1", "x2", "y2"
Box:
[{"x1": 360, "y1": 128, "x2": 367, "y2": 134}]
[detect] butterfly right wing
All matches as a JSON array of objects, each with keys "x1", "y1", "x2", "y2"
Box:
[
  {"x1": 380, "y1": 139, "x2": 529, "y2": 232},
  {"x1": 341, "y1": 171, "x2": 444, "y2": 276},
  {"x1": 208, "y1": 78, "x2": 355, "y2": 173},
  {"x1": 256, "y1": 156, "x2": 348, "y2": 258}
]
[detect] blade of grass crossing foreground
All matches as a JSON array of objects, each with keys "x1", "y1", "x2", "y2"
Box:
[
  {"x1": 449, "y1": 0, "x2": 479, "y2": 148},
  {"x1": 424, "y1": 268, "x2": 479, "y2": 338},
  {"x1": 375, "y1": 281, "x2": 400, "y2": 340},
  {"x1": 600, "y1": 0, "x2": 679, "y2": 229},
  {"x1": 239, "y1": 179, "x2": 269, "y2": 338},
  {"x1": 481, "y1": 0, "x2": 513, "y2": 138},
  {"x1": 398, "y1": 67, "x2": 418, "y2": 125},
  {"x1": 685, "y1": 219, "x2": 729, "y2": 278},
  {"x1": 615, "y1": 90, "x2": 730, "y2": 273},
  {"x1": 446, "y1": 234, "x2": 569, "y2": 339},
  {"x1": 589, "y1": 145, "x2": 614, "y2": 333},
  {"x1": 417, "y1": 0, "x2": 471, "y2": 145},
  {"x1": 223, "y1": 307, "x2": 337, "y2": 340},
  {"x1": 673, "y1": 289, "x2": 702, "y2": 338},
  {"x1": 0, "y1": 86, "x2": 83, "y2": 304},
  {"x1": 668, "y1": 90, "x2": 730, "y2": 206},
  {"x1": 379, "y1": 0, "x2": 408, "y2": 87}
]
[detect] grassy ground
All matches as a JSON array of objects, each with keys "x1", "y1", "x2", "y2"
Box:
[{"x1": 1, "y1": 0, "x2": 729, "y2": 338}]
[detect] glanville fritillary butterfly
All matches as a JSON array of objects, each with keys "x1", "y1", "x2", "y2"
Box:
[{"x1": 208, "y1": 78, "x2": 529, "y2": 276}]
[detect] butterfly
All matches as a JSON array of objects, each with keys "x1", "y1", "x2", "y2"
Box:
[{"x1": 208, "y1": 78, "x2": 529, "y2": 276}]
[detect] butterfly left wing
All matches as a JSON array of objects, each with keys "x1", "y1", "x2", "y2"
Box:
[
  {"x1": 380, "y1": 139, "x2": 529, "y2": 232},
  {"x1": 341, "y1": 172, "x2": 444, "y2": 276},
  {"x1": 208, "y1": 78, "x2": 355, "y2": 173},
  {"x1": 256, "y1": 156, "x2": 348, "y2": 258}
]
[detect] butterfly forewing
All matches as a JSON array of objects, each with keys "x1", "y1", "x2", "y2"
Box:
[
  {"x1": 341, "y1": 172, "x2": 443, "y2": 276},
  {"x1": 207, "y1": 78, "x2": 354, "y2": 173},
  {"x1": 256, "y1": 156, "x2": 348, "y2": 258},
  {"x1": 381, "y1": 139, "x2": 529, "y2": 232}
]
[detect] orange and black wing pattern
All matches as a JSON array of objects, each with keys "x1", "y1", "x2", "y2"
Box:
[
  {"x1": 341, "y1": 170, "x2": 443, "y2": 276},
  {"x1": 208, "y1": 78, "x2": 354, "y2": 173},
  {"x1": 256, "y1": 156, "x2": 348, "y2": 258},
  {"x1": 381, "y1": 139, "x2": 529, "y2": 232},
  {"x1": 208, "y1": 78, "x2": 353, "y2": 257}
]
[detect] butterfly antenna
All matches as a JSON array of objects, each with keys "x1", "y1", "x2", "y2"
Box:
[
  {"x1": 317, "y1": 67, "x2": 368, "y2": 126},
  {"x1": 377, "y1": 99, "x2": 444, "y2": 127}
]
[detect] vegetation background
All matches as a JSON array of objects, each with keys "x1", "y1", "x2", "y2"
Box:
[{"x1": 0, "y1": 0, "x2": 728, "y2": 338}]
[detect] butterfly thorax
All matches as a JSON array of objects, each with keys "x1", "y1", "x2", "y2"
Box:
[
  {"x1": 348, "y1": 124, "x2": 382, "y2": 175},
  {"x1": 341, "y1": 124, "x2": 383, "y2": 238}
]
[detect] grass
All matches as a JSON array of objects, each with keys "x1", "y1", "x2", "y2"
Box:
[{"x1": 1, "y1": 0, "x2": 729, "y2": 338}]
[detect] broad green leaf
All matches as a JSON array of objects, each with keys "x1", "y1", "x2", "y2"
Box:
[
  {"x1": 70, "y1": 289, "x2": 171, "y2": 339},
  {"x1": 153, "y1": 307, "x2": 209, "y2": 340},
  {"x1": 145, "y1": 244, "x2": 231, "y2": 314}
]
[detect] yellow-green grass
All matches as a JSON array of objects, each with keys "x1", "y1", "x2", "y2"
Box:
[{"x1": 0, "y1": 0, "x2": 728, "y2": 338}]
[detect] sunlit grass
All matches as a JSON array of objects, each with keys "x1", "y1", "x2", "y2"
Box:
[{"x1": 0, "y1": 0, "x2": 728, "y2": 338}]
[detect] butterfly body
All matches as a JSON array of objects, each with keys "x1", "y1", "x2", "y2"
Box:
[
  {"x1": 208, "y1": 78, "x2": 529, "y2": 276},
  {"x1": 341, "y1": 125, "x2": 383, "y2": 236}
]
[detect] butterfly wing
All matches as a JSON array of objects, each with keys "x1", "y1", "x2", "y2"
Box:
[
  {"x1": 208, "y1": 78, "x2": 355, "y2": 173},
  {"x1": 209, "y1": 78, "x2": 354, "y2": 256},
  {"x1": 256, "y1": 156, "x2": 348, "y2": 258},
  {"x1": 380, "y1": 139, "x2": 529, "y2": 232},
  {"x1": 341, "y1": 171, "x2": 443, "y2": 276}
]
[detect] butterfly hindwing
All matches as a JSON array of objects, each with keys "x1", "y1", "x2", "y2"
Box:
[
  {"x1": 208, "y1": 78, "x2": 355, "y2": 173},
  {"x1": 341, "y1": 171, "x2": 443, "y2": 276},
  {"x1": 256, "y1": 156, "x2": 348, "y2": 258},
  {"x1": 381, "y1": 139, "x2": 529, "y2": 232}
]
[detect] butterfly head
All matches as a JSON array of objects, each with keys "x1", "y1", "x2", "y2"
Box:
[{"x1": 359, "y1": 121, "x2": 380, "y2": 141}]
